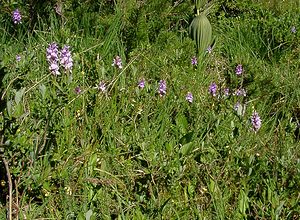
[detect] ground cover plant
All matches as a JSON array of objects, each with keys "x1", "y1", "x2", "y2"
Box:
[{"x1": 0, "y1": 0, "x2": 300, "y2": 219}]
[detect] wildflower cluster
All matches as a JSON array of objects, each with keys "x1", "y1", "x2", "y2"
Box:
[
  {"x1": 234, "y1": 88, "x2": 247, "y2": 97},
  {"x1": 74, "y1": 86, "x2": 81, "y2": 95},
  {"x1": 209, "y1": 82, "x2": 217, "y2": 97},
  {"x1": 191, "y1": 56, "x2": 198, "y2": 66},
  {"x1": 205, "y1": 62, "x2": 262, "y2": 132},
  {"x1": 46, "y1": 42, "x2": 73, "y2": 75},
  {"x1": 60, "y1": 46, "x2": 73, "y2": 71},
  {"x1": 46, "y1": 43, "x2": 60, "y2": 75},
  {"x1": 224, "y1": 88, "x2": 230, "y2": 96},
  {"x1": 112, "y1": 56, "x2": 123, "y2": 69},
  {"x1": 158, "y1": 80, "x2": 167, "y2": 96},
  {"x1": 186, "y1": 92, "x2": 193, "y2": 103},
  {"x1": 12, "y1": 9, "x2": 22, "y2": 24},
  {"x1": 16, "y1": 55, "x2": 21, "y2": 62},
  {"x1": 138, "y1": 78, "x2": 145, "y2": 89},
  {"x1": 98, "y1": 81, "x2": 106, "y2": 92},
  {"x1": 251, "y1": 111, "x2": 262, "y2": 132},
  {"x1": 235, "y1": 64, "x2": 243, "y2": 75}
]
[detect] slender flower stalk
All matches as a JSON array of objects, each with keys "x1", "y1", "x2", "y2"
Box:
[
  {"x1": 74, "y1": 86, "x2": 81, "y2": 94},
  {"x1": 112, "y1": 56, "x2": 123, "y2": 69},
  {"x1": 138, "y1": 78, "x2": 145, "y2": 89},
  {"x1": 251, "y1": 111, "x2": 262, "y2": 132},
  {"x1": 46, "y1": 42, "x2": 60, "y2": 75},
  {"x1": 206, "y1": 46, "x2": 212, "y2": 54},
  {"x1": 98, "y1": 81, "x2": 106, "y2": 92},
  {"x1": 209, "y1": 82, "x2": 217, "y2": 96},
  {"x1": 46, "y1": 43, "x2": 59, "y2": 63},
  {"x1": 49, "y1": 63, "x2": 59, "y2": 75},
  {"x1": 235, "y1": 64, "x2": 243, "y2": 75},
  {"x1": 12, "y1": 9, "x2": 22, "y2": 24},
  {"x1": 60, "y1": 45, "x2": 73, "y2": 71},
  {"x1": 186, "y1": 92, "x2": 193, "y2": 103},
  {"x1": 191, "y1": 56, "x2": 198, "y2": 65},
  {"x1": 235, "y1": 88, "x2": 246, "y2": 97},
  {"x1": 16, "y1": 55, "x2": 21, "y2": 62},
  {"x1": 224, "y1": 88, "x2": 229, "y2": 96},
  {"x1": 158, "y1": 80, "x2": 167, "y2": 96}
]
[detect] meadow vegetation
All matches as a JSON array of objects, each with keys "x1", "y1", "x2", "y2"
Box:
[{"x1": 0, "y1": 0, "x2": 300, "y2": 219}]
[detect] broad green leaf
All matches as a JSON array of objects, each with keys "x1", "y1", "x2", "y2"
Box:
[
  {"x1": 179, "y1": 132, "x2": 194, "y2": 145},
  {"x1": 15, "y1": 87, "x2": 26, "y2": 105},
  {"x1": 77, "y1": 212, "x2": 85, "y2": 220},
  {"x1": 85, "y1": 209, "x2": 93, "y2": 220},
  {"x1": 180, "y1": 142, "x2": 194, "y2": 156},
  {"x1": 176, "y1": 114, "x2": 188, "y2": 134},
  {"x1": 6, "y1": 100, "x2": 13, "y2": 117},
  {"x1": 39, "y1": 84, "x2": 47, "y2": 99},
  {"x1": 238, "y1": 189, "x2": 249, "y2": 216}
]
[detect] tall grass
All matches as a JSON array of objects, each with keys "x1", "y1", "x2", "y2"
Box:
[{"x1": 0, "y1": 0, "x2": 300, "y2": 219}]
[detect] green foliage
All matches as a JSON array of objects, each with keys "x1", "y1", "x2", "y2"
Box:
[
  {"x1": 189, "y1": 13, "x2": 212, "y2": 54},
  {"x1": 213, "y1": 0, "x2": 300, "y2": 62},
  {"x1": 195, "y1": 0, "x2": 207, "y2": 11},
  {"x1": 0, "y1": 0, "x2": 300, "y2": 219}
]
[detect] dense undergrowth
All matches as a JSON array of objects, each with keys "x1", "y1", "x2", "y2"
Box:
[{"x1": 1, "y1": 0, "x2": 300, "y2": 219}]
